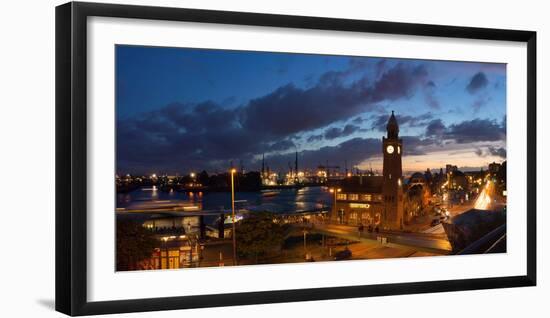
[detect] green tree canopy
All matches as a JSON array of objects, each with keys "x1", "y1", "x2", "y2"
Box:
[
  {"x1": 116, "y1": 219, "x2": 157, "y2": 271},
  {"x1": 235, "y1": 212, "x2": 286, "y2": 263}
]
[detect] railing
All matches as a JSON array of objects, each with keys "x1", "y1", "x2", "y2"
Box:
[{"x1": 457, "y1": 223, "x2": 506, "y2": 255}]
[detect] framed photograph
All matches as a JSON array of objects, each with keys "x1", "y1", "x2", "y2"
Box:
[{"x1": 55, "y1": 1, "x2": 536, "y2": 316}]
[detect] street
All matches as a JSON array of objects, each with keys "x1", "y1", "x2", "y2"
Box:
[{"x1": 308, "y1": 223, "x2": 452, "y2": 254}]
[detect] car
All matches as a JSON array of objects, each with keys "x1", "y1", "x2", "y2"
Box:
[
  {"x1": 334, "y1": 248, "x2": 352, "y2": 261},
  {"x1": 430, "y1": 219, "x2": 441, "y2": 226}
]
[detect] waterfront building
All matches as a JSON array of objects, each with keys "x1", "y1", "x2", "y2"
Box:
[{"x1": 332, "y1": 111, "x2": 404, "y2": 230}]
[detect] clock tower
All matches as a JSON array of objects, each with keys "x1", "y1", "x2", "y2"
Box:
[{"x1": 382, "y1": 111, "x2": 404, "y2": 229}]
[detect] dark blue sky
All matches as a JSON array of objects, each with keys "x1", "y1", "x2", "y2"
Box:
[{"x1": 116, "y1": 45, "x2": 506, "y2": 175}]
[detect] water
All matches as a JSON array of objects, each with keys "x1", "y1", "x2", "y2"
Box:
[{"x1": 117, "y1": 186, "x2": 333, "y2": 214}]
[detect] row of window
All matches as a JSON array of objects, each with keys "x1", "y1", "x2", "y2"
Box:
[{"x1": 336, "y1": 193, "x2": 383, "y2": 201}]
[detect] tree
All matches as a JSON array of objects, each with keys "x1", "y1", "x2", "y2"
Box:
[
  {"x1": 235, "y1": 212, "x2": 286, "y2": 263},
  {"x1": 404, "y1": 184, "x2": 424, "y2": 222},
  {"x1": 239, "y1": 171, "x2": 262, "y2": 190},
  {"x1": 197, "y1": 170, "x2": 209, "y2": 186},
  {"x1": 116, "y1": 219, "x2": 157, "y2": 271}
]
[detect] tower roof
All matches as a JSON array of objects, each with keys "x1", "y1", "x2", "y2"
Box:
[{"x1": 386, "y1": 110, "x2": 399, "y2": 138}]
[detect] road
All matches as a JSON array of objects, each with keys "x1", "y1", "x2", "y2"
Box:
[
  {"x1": 474, "y1": 180, "x2": 504, "y2": 210},
  {"x1": 303, "y1": 180, "x2": 503, "y2": 256},
  {"x1": 308, "y1": 223, "x2": 452, "y2": 254}
]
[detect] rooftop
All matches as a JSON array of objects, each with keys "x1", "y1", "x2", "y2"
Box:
[{"x1": 340, "y1": 176, "x2": 384, "y2": 194}]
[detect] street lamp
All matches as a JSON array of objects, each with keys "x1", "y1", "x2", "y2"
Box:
[
  {"x1": 329, "y1": 187, "x2": 342, "y2": 223},
  {"x1": 162, "y1": 236, "x2": 169, "y2": 270},
  {"x1": 303, "y1": 229, "x2": 308, "y2": 260},
  {"x1": 230, "y1": 168, "x2": 237, "y2": 266}
]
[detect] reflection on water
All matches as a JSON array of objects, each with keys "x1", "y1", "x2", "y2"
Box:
[{"x1": 117, "y1": 186, "x2": 333, "y2": 213}]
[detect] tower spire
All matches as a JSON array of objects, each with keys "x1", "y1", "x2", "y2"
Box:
[{"x1": 386, "y1": 110, "x2": 399, "y2": 139}]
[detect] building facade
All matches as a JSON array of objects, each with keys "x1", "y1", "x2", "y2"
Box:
[{"x1": 331, "y1": 111, "x2": 404, "y2": 230}]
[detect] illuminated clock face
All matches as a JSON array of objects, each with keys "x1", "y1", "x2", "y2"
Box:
[
  {"x1": 397, "y1": 146, "x2": 401, "y2": 154},
  {"x1": 386, "y1": 145, "x2": 394, "y2": 154}
]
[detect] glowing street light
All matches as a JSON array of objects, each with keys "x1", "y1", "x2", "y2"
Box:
[
  {"x1": 230, "y1": 168, "x2": 237, "y2": 265},
  {"x1": 161, "y1": 236, "x2": 169, "y2": 269},
  {"x1": 329, "y1": 187, "x2": 342, "y2": 222}
]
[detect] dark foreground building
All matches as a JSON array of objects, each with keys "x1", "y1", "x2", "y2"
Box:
[{"x1": 331, "y1": 111, "x2": 404, "y2": 230}]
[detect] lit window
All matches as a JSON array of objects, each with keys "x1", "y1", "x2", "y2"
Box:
[
  {"x1": 360, "y1": 194, "x2": 372, "y2": 201},
  {"x1": 348, "y1": 194, "x2": 359, "y2": 201},
  {"x1": 336, "y1": 193, "x2": 347, "y2": 200}
]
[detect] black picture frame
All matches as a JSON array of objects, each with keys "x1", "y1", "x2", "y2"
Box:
[{"x1": 55, "y1": 1, "x2": 537, "y2": 316}]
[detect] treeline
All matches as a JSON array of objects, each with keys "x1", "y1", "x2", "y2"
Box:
[{"x1": 176, "y1": 170, "x2": 262, "y2": 191}]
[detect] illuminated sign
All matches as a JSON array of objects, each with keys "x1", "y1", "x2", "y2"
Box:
[{"x1": 349, "y1": 203, "x2": 370, "y2": 209}]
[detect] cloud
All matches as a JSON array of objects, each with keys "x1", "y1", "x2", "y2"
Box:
[
  {"x1": 117, "y1": 61, "x2": 439, "y2": 173},
  {"x1": 488, "y1": 146, "x2": 506, "y2": 158},
  {"x1": 371, "y1": 113, "x2": 433, "y2": 132},
  {"x1": 375, "y1": 59, "x2": 387, "y2": 77},
  {"x1": 268, "y1": 139, "x2": 295, "y2": 152},
  {"x1": 425, "y1": 119, "x2": 446, "y2": 137},
  {"x1": 473, "y1": 146, "x2": 507, "y2": 159},
  {"x1": 425, "y1": 118, "x2": 505, "y2": 144},
  {"x1": 241, "y1": 62, "x2": 431, "y2": 137},
  {"x1": 352, "y1": 116, "x2": 365, "y2": 124},
  {"x1": 117, "y1": 101, "x2": 265, "y2": 173},
  {"x1": 472, "y1": 95, "x2": 492, "y2": 111},
  {"x1": 306, "y1": 134, "x2": 324, "y2": 143},
  {"x1": 265, "y1": 137, "x2": 381, "y2": 171},
  {"x1": 400, "y1": 136, "x2": 434, "y2": 156},
  {"x1": 474, "y1": 148, "x2": 484, "y2": 157},
  {"x1": 466, "y1": 72, "x2": 489, "y2": 94},
  {"x1": 446, "y1": 119, "x2": 505, "y2": 143},
  {"x1": 323, "y1": 124, "x2": 361, "y2": 140},
  {"x1": 371, "y1": 64, "x2": 428, "y2": 102},
  {"x1": 266, "y1": 134, "x2": 434, "y2": 171},
  {"x1": 423, "y1": 81, "x2": 440, "y2": 109}
]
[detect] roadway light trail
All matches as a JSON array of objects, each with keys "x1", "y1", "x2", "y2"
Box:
[{"x1": 474, "y1": 181, "x2": 493, "y2": 210}]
